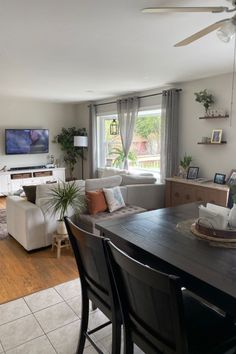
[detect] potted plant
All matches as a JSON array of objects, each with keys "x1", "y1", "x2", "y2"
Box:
[
  {"x1": 194, "y1": 89, "x2": 214, "y2": 115},
  {"x1": 110, "y1": 147, "x2": 137, "y2": 168},
  {"x1": 179, "y1": 154, "x2": 192, "y2": 178},
  {"x1": 53, "y1": 127, "x2": 87, "y2": 180},
  {"x1": 45, "y1": 181, "x2": 86, "y2": 234}
]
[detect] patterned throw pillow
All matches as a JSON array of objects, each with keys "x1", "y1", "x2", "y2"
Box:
[{"x1": 103, "y1": 186, "x2": 125, "y2": 212}]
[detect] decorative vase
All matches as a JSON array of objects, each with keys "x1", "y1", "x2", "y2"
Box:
[
  {"x1": 228, "y1": 204, "x2": 236, "y2": 229},
  {"x1": 57, "y1": 220, "x2": 67, "y2": 235},
  {"x1": 204, "y1": 108, "x2": 210, "y2": 117},
  {"x1": 179, "y1": 166, "x2": 188, "y2": 179}
]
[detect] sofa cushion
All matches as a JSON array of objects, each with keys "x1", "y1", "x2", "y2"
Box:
[
  {"x1": 85, "y1": 175, "x2": 122, "y2": 192},
  {"x1": 76, "y1": 205, "x2": 146, "y2": 235},
  {"x1": 121, "y1": 174, "x2": 156, "y2": 186},
  {"x1": 35, "y1": 180, "x2": 85, "y2": 204},
  {"x1": 97, "y1": 167, "x2": 129, "y2": 178},
  {"x1": 103, "y1": 186, "x2": 125, "y2": 212},
  {"x1": 86, "y1": 190, "x2": 108, "y2": 215},
  {"x1": 22, "y1": 185, "x2": 37, "y2": 204}
]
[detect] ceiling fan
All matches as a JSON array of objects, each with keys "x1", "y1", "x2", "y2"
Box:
[{"x1": 142, "y1": 0, "x2": 236, "y2": 46}]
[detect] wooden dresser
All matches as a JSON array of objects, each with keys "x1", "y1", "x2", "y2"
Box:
[{"x1": 165, "y1": 177, "x2": 229, "y2": 207}]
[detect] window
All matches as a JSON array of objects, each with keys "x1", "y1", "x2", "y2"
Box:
[{"x1": 97, "y1": 108, "x2": 161, "y2": 180}]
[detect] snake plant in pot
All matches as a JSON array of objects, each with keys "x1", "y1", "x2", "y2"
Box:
[
  {"x1": 45, "y1": 181, "x2": 85, "y2": 234},
  {"x1": 179, "y1": 154, "x2": 192, "y2": 178}
]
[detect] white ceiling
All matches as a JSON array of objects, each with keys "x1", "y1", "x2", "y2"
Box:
[{"x1": 0, "y1": 0, "x2": 234, "y2": 102}]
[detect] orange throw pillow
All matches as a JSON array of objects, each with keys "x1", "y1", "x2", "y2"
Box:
[{"x1": 86, "y1": 190, "x2": 108, "y2": 215}]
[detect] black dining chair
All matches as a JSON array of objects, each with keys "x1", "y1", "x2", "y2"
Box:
[
  {"x1": 64, "y1": 217, "x2": 122, "y2": 354},
  {"x1": 106, "y1": 240, "x2": 236, "y2": 354}
]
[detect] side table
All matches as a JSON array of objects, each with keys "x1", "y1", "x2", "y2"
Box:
[{"x1": 52, "y1": 233, "x2": 70, "y2": 258}]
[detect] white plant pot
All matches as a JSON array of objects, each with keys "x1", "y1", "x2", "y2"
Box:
[
  {"x1": 228, "y1": 204, "x2": 236, "y2": 229},
  {"x1": 57, "y1": 220, "x2": 67, "y2": 235}
]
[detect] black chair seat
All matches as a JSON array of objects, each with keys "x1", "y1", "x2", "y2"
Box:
[{"x1": 184, "y1": 293, "x2": 236, "y2": 354}]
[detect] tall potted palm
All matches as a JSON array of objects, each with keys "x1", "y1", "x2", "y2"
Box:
[
  {"x1": 53, "y1": 127, "x2": 87, "y2": 180},
  {"x1": 45, "y1": 181, "x2": 85, "y2": 234}
]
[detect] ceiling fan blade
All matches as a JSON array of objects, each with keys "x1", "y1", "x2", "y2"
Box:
[
  {"x1": 142, "y1": 7, "x2": 228, "y2": 14},
  {"x1": 174, "y1": 19, "x2": 230, "y2": 47}
]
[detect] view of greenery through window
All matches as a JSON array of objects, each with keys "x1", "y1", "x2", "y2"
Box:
[{"x1": 102, "y1": 109, "x2": 161, "y2": 175}]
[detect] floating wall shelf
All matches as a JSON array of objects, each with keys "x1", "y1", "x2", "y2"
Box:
[
  {"x1": 197, "y1": 141, "x2": 227, "y2": 145},
  {"x1": 199, "y1": 115, "x2": 229, "y2": 120}
]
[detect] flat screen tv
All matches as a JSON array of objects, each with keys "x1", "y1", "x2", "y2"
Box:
[{"x1": 5, "y1": 129, "x2": 49, "y2": 155}]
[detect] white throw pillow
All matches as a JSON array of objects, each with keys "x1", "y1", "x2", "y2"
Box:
[{"x1": 103, "y1": 186, "x2": 125, "y2": 212}]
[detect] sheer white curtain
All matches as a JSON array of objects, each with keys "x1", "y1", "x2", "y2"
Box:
[
  {"x1": 160, "y1": 89, "x2": 180, "y2": 182},
  {"x1": 117, "y1": 97, "x2": 139, "y2": 169},
  {"x1": 89, "y1": 104, "x2": 98, "y2": 178}
]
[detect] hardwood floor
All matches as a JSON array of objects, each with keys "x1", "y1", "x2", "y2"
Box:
[{"x1": 0, "y1": 197, "x2": 79, "y2": 304}]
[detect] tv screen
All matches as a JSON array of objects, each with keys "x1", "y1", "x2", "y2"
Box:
[{"x1": 5, "y1": 129, "x2": 49, "y2": 155}]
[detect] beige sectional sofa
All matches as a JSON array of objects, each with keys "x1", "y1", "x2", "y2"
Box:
[
  {"x1": 76, "y1": 175, "x2": 164, "y2": 235},
  {"x1": 6, "y1": 174, "x2": 165, "y2": 250}
]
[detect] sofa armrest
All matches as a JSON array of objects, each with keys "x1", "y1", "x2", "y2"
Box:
[
  {"x1": 126, "y1": 184, "x2": 165, "y2": 210},
  {"x1": 6, "y1": 196, "x2": 49, "y2": 250}
]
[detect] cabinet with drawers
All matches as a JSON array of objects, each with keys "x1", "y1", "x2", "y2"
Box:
[
  {"x1": 0, "y1": 167, "x2": 65, "y2": 196},
  {"x1": 165, "y1": 178, "x2": 229, "y2": 207}
]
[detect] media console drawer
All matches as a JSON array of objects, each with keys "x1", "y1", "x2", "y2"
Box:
[
  {"x1": 11, "y1": 173, "x2": 32, "y2": 179},
  {"x1": 33, "y1": 171, "x2": 52, "y2": 177}
]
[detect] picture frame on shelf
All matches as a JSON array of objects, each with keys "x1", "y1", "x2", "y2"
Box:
[
  {"x1": 211, "y1": 129, "x2": 222, "y2": 143},
  {"x1": 227, "y1": 170, "x2": 236, "y2": 185},
  {"x1": 214, "y1": 173, "x2": 226, "y2": 185},
  {"x1": 187, "y1": 166, "x2": 199, "y2": 180}
]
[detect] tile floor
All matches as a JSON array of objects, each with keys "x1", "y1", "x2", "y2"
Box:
[{"x1": 0, "y1": 278, "x2": 143, "y2": 354}]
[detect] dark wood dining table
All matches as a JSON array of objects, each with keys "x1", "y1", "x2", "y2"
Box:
[{"x1": 96, "y1": 203, "x2": 236, "y2": 317}]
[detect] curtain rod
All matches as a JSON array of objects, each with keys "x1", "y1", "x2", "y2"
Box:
[{"x1": 91, "y1": 89, "x2": 182, "y2": 107}]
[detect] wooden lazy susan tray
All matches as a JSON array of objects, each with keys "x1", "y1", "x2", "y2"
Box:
[{"x1": 191, "y1": 221, "x2": 236, "y2": 246}]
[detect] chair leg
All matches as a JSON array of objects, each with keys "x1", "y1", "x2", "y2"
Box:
[
  {"x1": 123, "y1": 329, "x2": 133, "y2": 354},
  {"x1": 76, "y1": 296, "x2": 89, "y2": 354},
  {"x1": 91, "y1": 301, "x2": 97, "y2": 311},
  {"x1": 111, "y1": 321, "x2": 121, "y2": 354}
]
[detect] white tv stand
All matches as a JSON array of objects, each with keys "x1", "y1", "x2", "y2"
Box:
[{"x1": 0, "y1": 167, "x2": 65, "y2": 196}]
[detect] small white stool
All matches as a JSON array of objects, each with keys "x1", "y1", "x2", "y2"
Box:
[{"x1": 52, "y1": 233, "x2": 70, "y2": 258}]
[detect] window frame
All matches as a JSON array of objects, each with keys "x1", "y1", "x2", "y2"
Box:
[{"x1": 97, "y1": 106, "x2": 161, "y2": 176}]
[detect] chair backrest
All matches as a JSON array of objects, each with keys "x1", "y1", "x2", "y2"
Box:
[
  {"x1": 106, "y1": 240, "x2": 188, "y2": 354},
  {"x1": 64, "y1": 217, "x2": 118, "y2": 318}
]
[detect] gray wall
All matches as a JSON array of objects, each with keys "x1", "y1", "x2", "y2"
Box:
[
  {"x1": 179, "y1": 72, "x2": 234, "y2": 179},
  {"x1": 76, "y1": 73, "x2": 235, "y2": 180},
  {"x1": 0, "y1": 96, "x2": 77, "y2": 177}
]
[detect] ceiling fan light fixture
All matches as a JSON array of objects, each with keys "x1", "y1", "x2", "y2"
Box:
[{"x1": 217, "y1": 19, "x2": 236, "y2": 42}]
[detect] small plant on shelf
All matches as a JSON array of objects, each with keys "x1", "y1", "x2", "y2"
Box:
[
  {"x1": 180, "y1": 154, "x2": 192, "y2": 169},
  {"x1": 179, "y1": 154, "x2": 192, "y2": 178},
  {"x1": 194, "y1": 89, "x2": 214, "y2": 115}
]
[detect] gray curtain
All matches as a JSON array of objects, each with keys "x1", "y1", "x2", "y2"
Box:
[
  {"x1": 89, "y1": 104, "x2": 98, "y2": 178},
  {"x1": 117, "y1": 97, "x2": 139, "y2": 169},
  {"x1": 160, "y1": 89, "x2": 180, "y2": 182}
]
